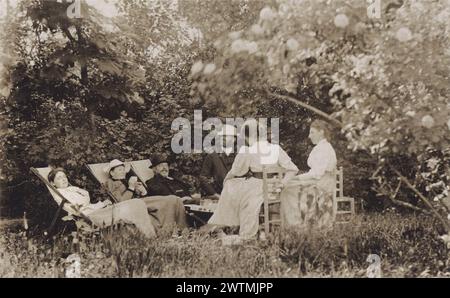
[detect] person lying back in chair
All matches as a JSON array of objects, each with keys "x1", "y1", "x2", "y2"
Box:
[
  {"x1": 145, "y1": 154, "x2": 201, "y2": 205},
  {"x1": 105, "y1": 159, "x2": 187, "y2": 230},
  {"x1": 48, "y1": 168, "x2": 157, "y2": 238}
]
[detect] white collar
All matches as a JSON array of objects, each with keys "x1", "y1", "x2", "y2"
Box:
[{"x1": 317, "y1": 139, "x2": 328, "y2": 146}]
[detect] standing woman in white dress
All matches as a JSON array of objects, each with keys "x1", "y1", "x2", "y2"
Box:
[
  {"x1": 208, "y1": 119, "x2": 298, "y2": 240},
  {"x1": 281, "y1": 119, "x2": 337, "y2": 229}
]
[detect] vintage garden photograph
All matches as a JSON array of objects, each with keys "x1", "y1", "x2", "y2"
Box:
[{"x1": 0, "y1": 0, "x2": 449, "y2": 278}]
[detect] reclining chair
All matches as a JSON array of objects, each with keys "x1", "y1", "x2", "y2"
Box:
[
  {"x1": 85, "y1": 162, "x2": 123, "y2": 203},
  {"x1": 87, "y1": 160, "x2": 215, "y2": 227},
  {"x1": 129, "y1": 160, "x2": 216, "y2": 227},
  {"x1": 30, "y1": 167, "x2": 95, "y2": 236}
]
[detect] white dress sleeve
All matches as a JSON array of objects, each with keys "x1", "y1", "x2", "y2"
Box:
[
  {"x1": 227, "y1": 149, "x2": 251, "y2": 178},
  {"x1": 277, "y1": 145, "x2": 299, "y2": 173}
]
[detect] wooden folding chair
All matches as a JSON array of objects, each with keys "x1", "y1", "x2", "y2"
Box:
[
  {"x1": 85, "y1": 162, "x2": 121, "y2": 203},
  {"x1": 129, "y1": 159, "x2": 154, "y2": 185},
  {"x1": 333, "y1": 167, "x2": 355, "y2": 223},
  {"x1": 30, "y1": 167, "x2": 94, "y2": 236},
  {"x1": 260, "y1": 165, "x2": 286, "y2": 235},
  {"x1": 89, "y1": 160, "x2": 213, "y2": 227},
  {"x1": 130, "y1": 160, "x2": 215, "y2": 227}
]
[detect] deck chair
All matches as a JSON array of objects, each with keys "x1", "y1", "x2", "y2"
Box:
[
  {"x1": 333, "y1": 167, "x2": 355, "y2": 223},
  {"x1": 260, "y1": 165, "x2": 286, "y2": 235},
  {"x1": 129, "y1": 159, "x2": 154, "y2": 186},
  {"x1": 87, "y1": 160, "x2": 156, "y2": 203},
  {"x1": 30, "y1": 167, "x2": 94, "y2": 236},
  {"x1": 85, "y1": 162, "x2": 123, "y2": 203},
  {"x1": 87, "y1": 160, "x2": 155, "y2": 203},
  {"x1": 88, "y1": 160, "x2": 213, "y2": 227},
  {"x1": 129, "y1": 160, "x2": 216, "y2": 227}
]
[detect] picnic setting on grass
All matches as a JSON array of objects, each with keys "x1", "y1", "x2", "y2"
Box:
[
  {"x1": 30, "y1": 119, "x2": 355, "y2": 245},
  {"x1": 1, "y1": 0, "x2": 450, "y2": 278}
]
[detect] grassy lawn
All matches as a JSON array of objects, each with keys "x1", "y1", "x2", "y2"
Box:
[{"x1": 1, "y1": 212, "x2": 449, "y2": 278}]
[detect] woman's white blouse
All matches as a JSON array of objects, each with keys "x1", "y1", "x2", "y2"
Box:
[
  {"x1": 228, "y1": 141, "x2": 299, "y2": 177},
  {"x1": 58, "y1": 186, "x2": 104, "y2": 214},
  {"x1": 305, "y1": 139, "x2": 337, "y2": 179},
  {"x1": 59, "y1": 186, "x2": 91, "y2": 207}
]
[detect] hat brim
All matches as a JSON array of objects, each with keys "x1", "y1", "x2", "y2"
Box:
[
  {"x1": 150, "y1": 161, "x2": 168, "y2": 168},
  {"x1": 104, "y1": 163, "x2": 131, "y2": 175}
]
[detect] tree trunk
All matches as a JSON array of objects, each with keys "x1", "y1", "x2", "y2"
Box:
[{"x1": 75, "y1": 23, "x2": 96, "y2": 130}]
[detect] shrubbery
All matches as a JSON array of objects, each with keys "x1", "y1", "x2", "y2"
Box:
[{"x1": 1, "y1": 0, "x2": 449, "y2": 228}]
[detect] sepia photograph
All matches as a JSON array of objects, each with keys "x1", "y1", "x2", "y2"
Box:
[{"x1": 0, "y1": 0, "x2": 449, "y2": 283}]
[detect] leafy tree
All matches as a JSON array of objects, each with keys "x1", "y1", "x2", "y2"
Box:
[
  {"x1": 189, "y1": 0, "x2": 450, "y2": 225},
  {"x1": 179, "y1": 0, "x2": 268, "y2": 42},
  {"x1": 0, "y1": 0, "x2": 209, "y2": 222}
]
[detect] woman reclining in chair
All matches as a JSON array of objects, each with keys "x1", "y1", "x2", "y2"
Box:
[
  {"x1": 48, "y1": 168, "x2": 157, "y2": 238},
  {"x1": 104, "y1": 159, "x2": 187, "y2": 230}
]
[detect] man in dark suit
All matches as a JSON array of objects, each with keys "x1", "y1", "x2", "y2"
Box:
[
  {"x1": 145, "y1": 154, "x2": 200, "y2": 204},
  {"x1": 199, "y1": 124, "x2": 238, "y2": 199}
]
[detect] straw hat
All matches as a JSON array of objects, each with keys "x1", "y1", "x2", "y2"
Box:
[{"x1": 103, "y1": 159, "x2": 131, "y2": 174}]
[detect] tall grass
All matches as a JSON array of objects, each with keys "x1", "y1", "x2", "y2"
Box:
[{"x1": 1, "y1": 212, "x2": 449, "y2": 277}]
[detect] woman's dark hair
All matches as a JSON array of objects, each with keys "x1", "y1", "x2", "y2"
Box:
[
  {"x1": 311, "y1": 119, "x2": 332, "y2": 140},
  {"x1": 48, "y1": 168, "x2": 66, "y2": 183}
]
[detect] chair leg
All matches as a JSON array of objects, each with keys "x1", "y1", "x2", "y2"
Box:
[
  {"x1": 187, "y1": 211, "x2": 207, "y2": 226},
  {"x1": 46, "y1": 200, "x2": 65, "y2": 237}
]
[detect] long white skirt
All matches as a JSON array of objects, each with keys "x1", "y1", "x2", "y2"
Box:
[{"x1": 208, "y1": 177, "x2": 263, "y2": 239}]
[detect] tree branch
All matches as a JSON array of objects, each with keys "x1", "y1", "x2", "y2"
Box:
[
  {"x1": 268, "y1": 92, "x2": 343, "y2": 127},
  {"x1": 372, "y1": 183, "x2": 431, "y2": 215},
  {"x1": 391, "y1": 166, "x2": 450, "y2": 232}
]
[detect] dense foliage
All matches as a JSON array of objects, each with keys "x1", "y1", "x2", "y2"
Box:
[
  {"x1": 189, "y1": 0, "x2": 450, "y2": 221},
  {"x1": 0, "y1": 0, "x2": 448, "y2": 228}
]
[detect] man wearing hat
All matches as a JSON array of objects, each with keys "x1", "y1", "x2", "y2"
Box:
[
  {"x1": 105, "y1": 159, "x2": 187, "y2": 229},
  {"x1": 105, "y1": 159, "x2": 148, "y2": 201},
  {"x1": 145, "y1": 154, "x2": 200, "y2": 204},
  {"x1": 199, "y1": 124, "x2": 238, "y2": 199}
]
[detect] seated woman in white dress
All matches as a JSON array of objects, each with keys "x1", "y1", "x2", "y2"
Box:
[
  {"x1": 281, "y1": 119, "x2": 337, "y2": 229},
  {"x1": 48, "y1": 168, "x2": 157, "y2": 238},
  {"x1": 207, "y1": 119, "x2": 299, "y2": 240}
]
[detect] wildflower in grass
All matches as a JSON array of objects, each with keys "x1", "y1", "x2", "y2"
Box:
[
  {"x1": 439, "y1": 233, "x2": 450, "y2": 249},
  {"x1": 203, "y1": 63, "x2": 216, "y2": 75},
  {"x1": 260, "y1": 7, "x2": 276, "y2": 21},
  {"x1": 334, "y1": 14, "x2": 349, "y2": 28},
  {"x1": 190, "y1": 61, "x2": 204, "y2": 76},
  {"x1": 396, "y1": 27, "x2": 412, "y2": 42},
  {"x1": 421, "y1": 115, "x2": 435, "y2": 128}
]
